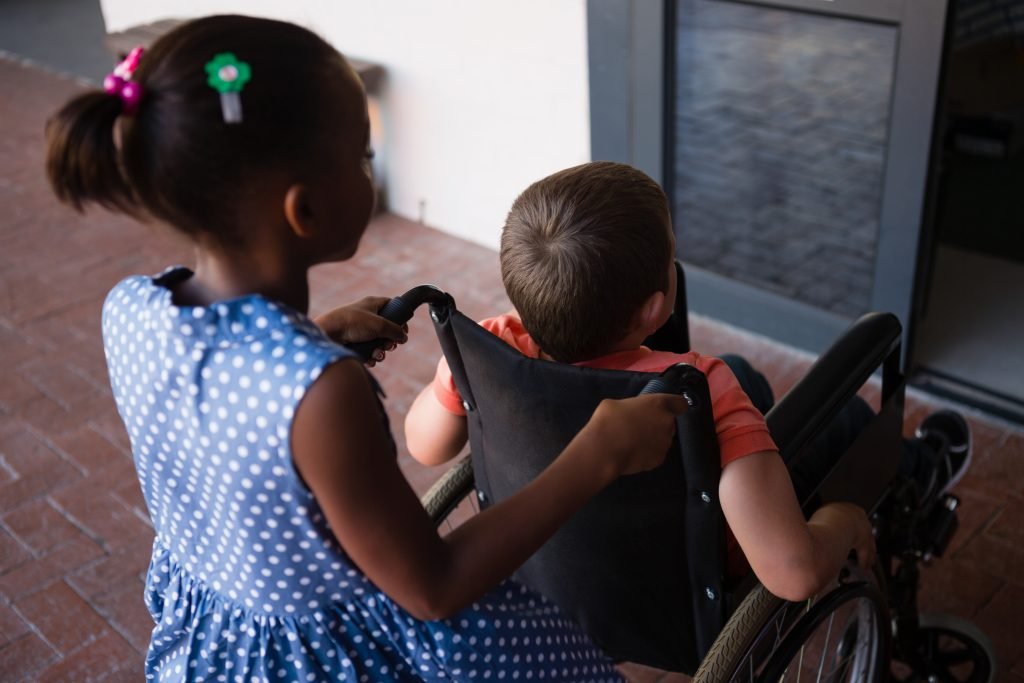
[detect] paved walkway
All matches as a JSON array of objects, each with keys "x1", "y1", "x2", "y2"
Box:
[{"x1": 1, "y1": 56, "x2": 1022, "y2": 682}]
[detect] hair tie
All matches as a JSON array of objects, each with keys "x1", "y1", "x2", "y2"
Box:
[{"x1": 104, "y1": 46, "x2": 145, "y2": 116}]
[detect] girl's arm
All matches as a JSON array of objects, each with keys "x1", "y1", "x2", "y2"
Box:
[
  {"x1": 719, "y1": 450, "x2": 875, "y2": 602},
  {"x1": 405, "y1": 384, "x2": 468, "y2": 466},
  {"x1": 292, "y1": 358, "x2": 685, "y2": 621}
]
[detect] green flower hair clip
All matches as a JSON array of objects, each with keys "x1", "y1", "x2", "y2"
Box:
[{"x1": 205, "y1": 53, "x2": 251, "y2": 124}]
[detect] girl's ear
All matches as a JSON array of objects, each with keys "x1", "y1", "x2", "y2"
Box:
[{"x1": 283, "y1": 183, "x2": 315, "y2": 238}]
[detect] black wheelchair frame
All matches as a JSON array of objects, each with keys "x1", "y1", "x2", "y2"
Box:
[{"x1": 357, "y1": 268, "x2": 995, "y2": 683}]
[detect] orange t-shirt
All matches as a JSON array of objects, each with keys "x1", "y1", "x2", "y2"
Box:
[{"x1": 430, "y1": 313, "x2": 777, "y2": 578}]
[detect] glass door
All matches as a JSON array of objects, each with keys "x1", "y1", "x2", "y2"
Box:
[{"x1": 588, "y1": 0, "x2": 949, "y2": 352}]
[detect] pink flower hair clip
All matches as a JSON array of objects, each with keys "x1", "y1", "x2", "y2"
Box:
[{"x1": 104, "y1": 46, "x2": 145, "y2": 116}]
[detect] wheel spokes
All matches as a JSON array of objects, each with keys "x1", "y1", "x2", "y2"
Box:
[{"x1": 812, "y1": 609, "x2": 837, "y2": 683}]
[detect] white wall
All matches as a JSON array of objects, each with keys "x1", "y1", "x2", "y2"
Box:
[{"x1": 100, "y1": 1, "x2": 591, "y2": 250}]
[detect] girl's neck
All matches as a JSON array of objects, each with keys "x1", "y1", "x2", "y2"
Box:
[{"x1": 174, "y1": 244, "x2": 310, "y2": 314}]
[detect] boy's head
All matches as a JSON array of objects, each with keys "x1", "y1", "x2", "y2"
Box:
[{"x1": 500, "y1": 161, "x2": 674, "y2": 363}]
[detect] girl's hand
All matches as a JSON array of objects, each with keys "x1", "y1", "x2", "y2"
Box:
[
  {"x1": 314, "y1": 296, "x2": 409, "y2": 364},
  {"x1": 583, "y1": 393, "x2": 689, "y2": 477}
]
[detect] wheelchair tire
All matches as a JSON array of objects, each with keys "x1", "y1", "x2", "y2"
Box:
[
  {"x1": 891, "y1": 613, "x2": 996, "y2": 683},
  {"x1": 693, "y1": 583, "x2": 783, "y2": 683},
  {"x1": 422, "y1": 457, "x2": 475, "y2": 525},
  {"x1": 694, "y1": 575, "x2": 889, "y2": 683}
]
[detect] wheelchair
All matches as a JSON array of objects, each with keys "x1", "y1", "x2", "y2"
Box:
[{"x1": 355, "y1": 262, "x2": 996, "y2": 683}]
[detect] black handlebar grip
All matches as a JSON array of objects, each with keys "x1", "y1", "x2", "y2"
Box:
[
  {"x1": 347, "y1": 285, "x2": 451, "y2": 362},
  {"x1": 639, "y1": 363, "x2": 700, "y2": 405},
  {"x1": 376, "y1": 296, "x2": 416, "y2": 324}
]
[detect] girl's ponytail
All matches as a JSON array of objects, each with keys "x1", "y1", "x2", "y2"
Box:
[{"x1": 45, "y1": 91, "x2": 137, "y2": 215}]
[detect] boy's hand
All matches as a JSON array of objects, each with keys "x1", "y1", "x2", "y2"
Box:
[
  {"x1": 314, "y1": 296, "x2": 409, "y2": 364},
  {"x1": 810, "y1": 501, "x2": 877, "y2": 573},
  {"x1": 832, "y1": 502, "x2": 877, "y2": 571},
  {"x1": 585, "y1": 394, "x2": 688, "y2": 476}
]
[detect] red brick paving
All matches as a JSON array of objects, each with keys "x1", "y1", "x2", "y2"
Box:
[{"x1": 2, "y1": 55, "x2": 1022, "y2": 682}]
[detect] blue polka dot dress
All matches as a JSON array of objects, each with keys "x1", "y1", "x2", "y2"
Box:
[{"x1": 102, "y1": 268, "x2": 623, "y2": 682}]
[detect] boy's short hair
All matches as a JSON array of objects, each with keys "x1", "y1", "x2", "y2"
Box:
[{"x1": 500, "y1": 161, "x2": 672, "y2": 363}]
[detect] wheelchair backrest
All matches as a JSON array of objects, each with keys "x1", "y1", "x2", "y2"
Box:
[{"x1": 431, "y1": 303, "x2": 725, "y2": 673}]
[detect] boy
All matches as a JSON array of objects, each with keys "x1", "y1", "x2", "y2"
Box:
[{"x1": 405, "y1": 161, "x2": 969, "y2": 600}]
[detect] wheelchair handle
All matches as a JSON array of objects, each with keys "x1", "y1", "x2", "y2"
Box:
[
  {"x1": 639, "y1": 362, "x2": 701, "y2": 405},
  {"x1": 348, "y1": 285, "x2": 452, "y2": 362}
]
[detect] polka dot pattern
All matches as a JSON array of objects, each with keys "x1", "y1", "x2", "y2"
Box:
[{"x1": 102, "y1": 268, "x2": 622, "y2": 682}]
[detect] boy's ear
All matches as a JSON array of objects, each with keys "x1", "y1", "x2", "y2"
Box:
[
  {"x1": 636, "y1": 289, "x2": 668, "y2": 336},
  {"x1": 283, "y1": 183, "x2": 315, "y2": 239}
]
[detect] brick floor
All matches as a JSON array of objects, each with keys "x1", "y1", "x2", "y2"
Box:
[{"x1": 2, "y1": 55, "x2": 1022, "y2": 682}]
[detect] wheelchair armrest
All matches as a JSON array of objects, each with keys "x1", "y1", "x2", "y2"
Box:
[{"x1": 765, "y1": 312, "x2": 902, "y2": 462}]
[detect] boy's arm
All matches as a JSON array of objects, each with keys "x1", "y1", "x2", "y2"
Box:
[
  {"x1": 406, "y1": 311, "x2": 525, "y2": 466},
  {"x1": 405, "y1": 384, "x2": 468, "y2": 466},
  {"x1": 720, "y1": 450, "x2": 875, "y2": 601}
]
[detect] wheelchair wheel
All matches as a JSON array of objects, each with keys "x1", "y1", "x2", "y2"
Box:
[
  {"x1": 694, "y1": 573, "x2": 889, "y2": 683},
  {"x1": 422, "y1": 457, "x2": 478, "y2": 530},
  {"x1": 890, "y1": 614, "x2": 996, "y2": 683}
]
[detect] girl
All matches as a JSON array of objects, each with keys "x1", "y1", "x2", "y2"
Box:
[{"x1": 45, "y1": 15, "x2": 685, "y2": 682}]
